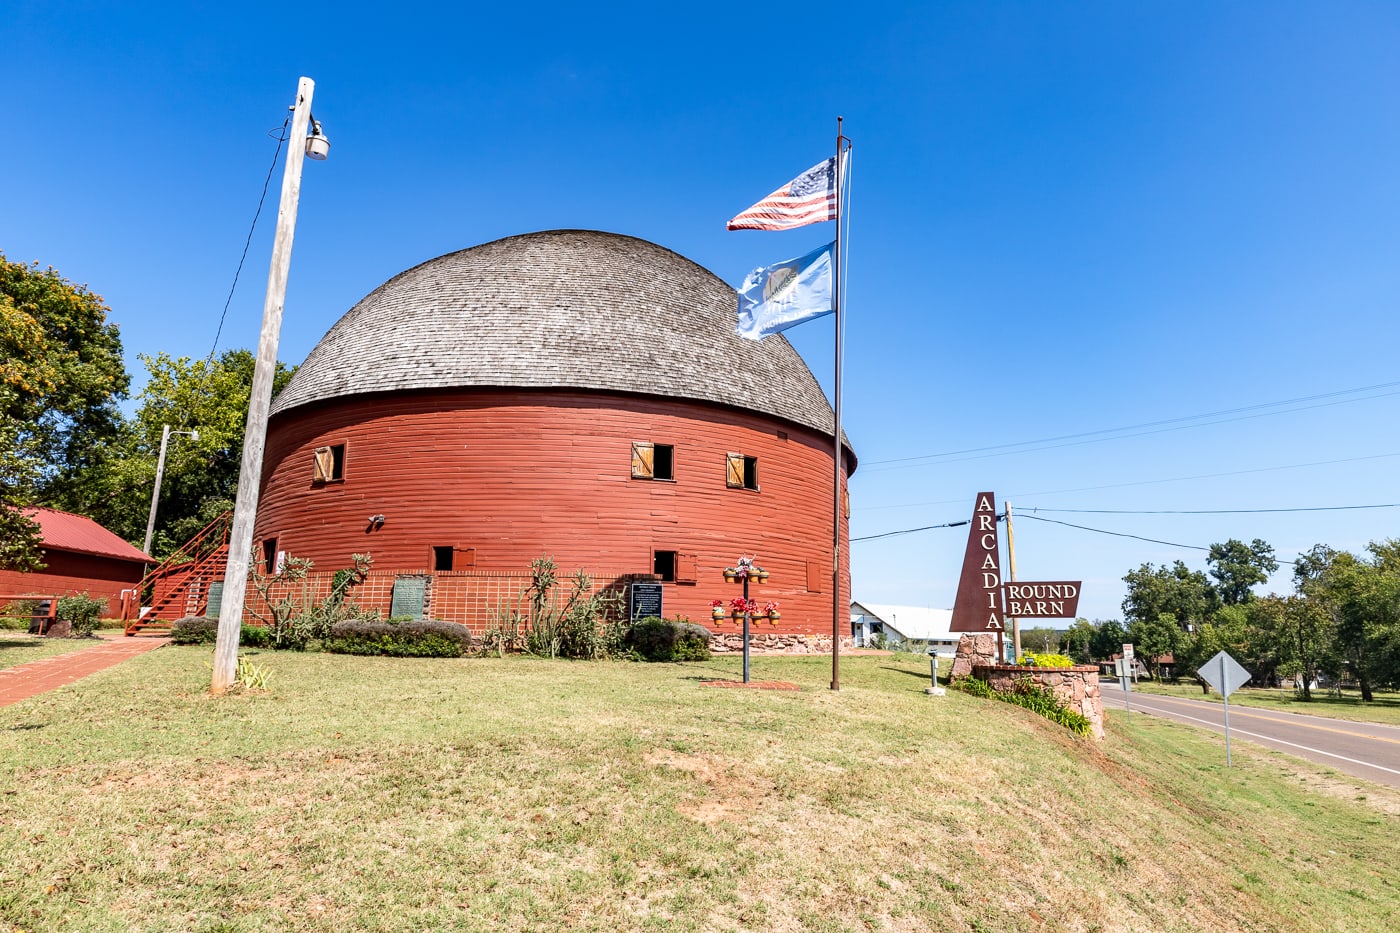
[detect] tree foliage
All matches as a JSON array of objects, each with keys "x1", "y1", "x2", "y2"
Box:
[
  {"x1": 59, "y1": 350, "x2": 295, "y2": 557},
  {"x1": 1121, "y1": 560, "x2": 1217, "y2": 630},
  {"x1": 1207, "y1": 538, "x2": 1278, "y2": 606},
  {"x1": 1, "y1": 254, "x2": 127, "y2": 568}
]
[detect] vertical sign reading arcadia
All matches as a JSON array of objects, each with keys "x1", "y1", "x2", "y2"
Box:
[{"x1": 950, "y1": 492, "x2": 1003, "y2": 632}]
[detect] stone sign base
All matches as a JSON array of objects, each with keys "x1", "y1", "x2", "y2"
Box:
[
  {"x1": 950, "y1": 633, "x2": 998, "y2": 679},
  {"x1": 971, "y1": 663, "x2": 1105, "y2": 740}
]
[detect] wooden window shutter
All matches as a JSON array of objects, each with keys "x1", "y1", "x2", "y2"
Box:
[
  {"x1": 458, "y1": 547, "x2": 477, "y2": 569},
  {"x1": 726, "y1": 453, "x2": 745, "y2": 488},
  {"x1": 675, "y1": 553, "x2": 698, "y2": 585},
  {"x1": 631, "y1": 442, "x2": 655, "y2": 479},
  {"x1": 806, "y1": 559, "x2": 825, "y2": 593},
  {"x1": 313, "y1": 446, "x2": 333, "y2": 482},
  {"x1": 842, "y1": 487, "x2": 850, "y2": 519}
]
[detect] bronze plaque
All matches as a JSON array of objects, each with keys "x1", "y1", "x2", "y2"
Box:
[
  {"x1": 1002, "y1": 581, "x2": 1082, "y2": 619},
  {"x1": 949, "y1": 492, "x2": 1005, "y2": 632}
]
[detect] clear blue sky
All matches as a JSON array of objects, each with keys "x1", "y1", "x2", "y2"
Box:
[{"x1": 5, "y1": 2, "x2": 1399, "y2": 621}]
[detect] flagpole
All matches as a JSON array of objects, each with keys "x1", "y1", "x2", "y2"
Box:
[{"x1": 831, "y1": 117, "x2": 848, "y2": 692}]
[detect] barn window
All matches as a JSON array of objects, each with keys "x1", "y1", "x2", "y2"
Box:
[
  {"x1": 313, "y1": 444, "x2": 346, "y2": 483},
  {"x1": 726, "y1": 453, "x2": 758, "y2": 490},
  {"x1": 261, "y1": 538, "x2": 280, "y2": 575},
  {"x1": 433, "y1": 546, "x2": 454, "y2": 572},
  {"x1": 631, "y1": 442, "x2": 674, "y2": 481},
  {"x1": 653, "y1": 550, "x2": 677, "y2": 582}
]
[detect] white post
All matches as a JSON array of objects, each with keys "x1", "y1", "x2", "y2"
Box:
[
  {"x1": 142, "y1": 424, "x2": 173, "y2": 557},
  {"x1": 212, "y1": 76, "x2": 317, "y2": 693}
]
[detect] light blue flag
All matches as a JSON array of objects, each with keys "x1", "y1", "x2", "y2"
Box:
[{"x1": 735, "y1": 241, "x2": 834, "y2": 341}]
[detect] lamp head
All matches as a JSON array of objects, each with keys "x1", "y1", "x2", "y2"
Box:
[{"x1": 306, "y1": 119, "x2": 330, "y2": 160}]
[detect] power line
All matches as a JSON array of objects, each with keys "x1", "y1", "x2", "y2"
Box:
[
  {"x1": 859, "y1": 380, "x2": 1400, "y2": 472},
  {"x1": 851, "y1": 500, "x2": 1400, "y2": 545},
  {"x1": 1014, "y1": 513, "x2": 1209, "y2": 552},
  {"x1": 1018, "y1": 503, "x2": 1400, "y2": 516},
  {"x1": 206, "y1": 119, "x2": 290, "y2": 362},
  {"x1": 855, "y1": 450, "x2": 1400, "y2": 513}
]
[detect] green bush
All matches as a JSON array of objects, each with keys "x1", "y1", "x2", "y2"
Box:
[
  {"x1": 955, "y1": 674, "x2": 1093, "y2": 737},
  {"x1": 169, "y1": 616, "x2": 273, "y2": 647},
  {"x1": 56, "y1": 593, "x2": 106, "y2": 637},
  {"x1": 1021, "y1": 652, "x2": 1077, "y2": 668},
  {"x1": 628, "y1": 616, "x2": 712, "y2": 662},
  {"x1": 325, "y1": 619, "x2": 472, "y2": 658}
]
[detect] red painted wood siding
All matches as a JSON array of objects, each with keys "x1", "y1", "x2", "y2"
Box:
[
  {"x1": 257, "y1": 389, "x2": 851, "y2": 634},
  {"x1": 0, "y1": 551, "x2": 145, "y2": 617}
]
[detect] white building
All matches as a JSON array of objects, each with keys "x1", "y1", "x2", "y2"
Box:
[{"x1": 850, "y1": 602, "x2": 958, "y2": 656}]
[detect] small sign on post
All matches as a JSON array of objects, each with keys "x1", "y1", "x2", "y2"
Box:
[{"x1": 1197, "y1": 650, "x2": 1252, "y2": 766}]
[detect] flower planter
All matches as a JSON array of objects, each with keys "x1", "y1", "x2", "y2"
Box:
[
  {"x1": 766, "y1": 612, "x2": 780, "y2": 622},
  {"x1": 755, "y1": 570, "x2": 769, "y2": 583},
  {"x1": 723, "y1": 571, "x2": 738, "y2": 583}
]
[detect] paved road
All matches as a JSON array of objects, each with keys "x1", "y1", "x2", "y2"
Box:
[{"x1": 1102, "y1": 681, "x2": 1400, "y2": 788}]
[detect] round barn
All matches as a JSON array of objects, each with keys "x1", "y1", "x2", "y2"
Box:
[{"x1": 254, "y1": 230, "x2": 854, "y2": 641}]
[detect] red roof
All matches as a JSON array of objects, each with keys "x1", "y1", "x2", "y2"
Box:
[{"x1": 21, "y1": 507, "x2": 151, "y2": 563}]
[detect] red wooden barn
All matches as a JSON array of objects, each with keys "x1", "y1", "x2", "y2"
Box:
[
  {"x1": 254, "y1": 230, "x2": 855, "y2": 641},
  {"x1": 0, "y1": 508, "x2": 150, "y2": 618}
]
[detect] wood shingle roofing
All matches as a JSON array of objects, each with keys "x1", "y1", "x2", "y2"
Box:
[{"x1": 271, "y1": 230, "x2": 852, "y2": 458}]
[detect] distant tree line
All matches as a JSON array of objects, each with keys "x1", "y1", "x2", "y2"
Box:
[
  {"x1": 1040, "y1": 537, "x2": 1400, "y2": 701},
  {"x1": 1, "y1": 253, "x2": 293, "y2": 570}
]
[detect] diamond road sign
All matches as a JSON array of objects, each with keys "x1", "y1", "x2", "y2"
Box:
[{"x1": 1197, "y1": 650, "x2": 1251, "y2": 698}]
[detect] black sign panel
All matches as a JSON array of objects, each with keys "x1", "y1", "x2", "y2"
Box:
[{"x1": 629, "y1": 583, "x2": 664, "y2": 620}]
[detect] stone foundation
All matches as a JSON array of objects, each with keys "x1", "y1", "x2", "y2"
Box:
[
  {"x1": 971, "y1": 663, "x2": 1104, "y2": 740},
  {"x1": 708, "y1": 632, "x2": 854, "y2": 654}
]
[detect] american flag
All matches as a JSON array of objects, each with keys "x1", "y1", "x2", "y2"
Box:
[{"x1": 727, "y1": 157, "x2": 838, "y2": 231}]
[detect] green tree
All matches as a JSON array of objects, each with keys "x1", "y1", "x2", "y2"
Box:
[
  {"x1": 1122, "y1": 561, "x2": 1217, "y2": 631},
  {"x1": 0, "y1": 254, "x2": 128, "y2": 493},
  {"x1": 61, "y1": 350, "x2": 295, "y2": 557},
  {"x1": 1207, "y1": 538, "x2": 1278, "y2": 606},
  {"x1": 1061, "y1": 618, "x2": 1097, "y2": 664},
  {"x1": 1295, "y1": 542, "x2": 1400, "y2": 702},
  {"x1": 1126, "y1": 614, "x2": 1186, "y2": 680},
  {"x1": 1087, "y1": 619, "x2": 1127, "y2": 663},
  {"x1": 1019, "y1": 625, "x2": 1062, "y2": 656},
  {"x1": 1247, "y1": 595, "x2": 1335, "y2": 700},
  {"x1": 1, "y1": 255, "x2": 127, "y2": 568}
]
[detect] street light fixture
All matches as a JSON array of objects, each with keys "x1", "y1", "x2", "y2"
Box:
[{"x1": 142, "y1": 424, "x2": 199, "y2": 557}]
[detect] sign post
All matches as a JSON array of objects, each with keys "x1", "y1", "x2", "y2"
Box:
[
  {"x1": 1114, "y1": 657, "x2": 1132, "y2": 722},
  {"x1": 1197, "y1": 650, "x2": 1252, "y2": 766}
]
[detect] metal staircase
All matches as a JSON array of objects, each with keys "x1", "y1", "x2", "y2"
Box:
[{"x1": 124, "y1": 511, "x2": 232, "y2": 635}]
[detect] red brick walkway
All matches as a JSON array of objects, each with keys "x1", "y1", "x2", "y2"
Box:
[{"x1": 0, "y1": 636, "x2": 170, "y2": 709}]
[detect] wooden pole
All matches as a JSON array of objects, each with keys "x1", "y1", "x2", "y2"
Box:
[
  {"x1": 142, "y1": 425, "x2": 172, "y2": 557},
  {"x1": 212, "y1": 76, "x2": 316, "y2": 693},
  {"x1": 1006, "y1": 500, "x2": 1020, "y2": 662}
]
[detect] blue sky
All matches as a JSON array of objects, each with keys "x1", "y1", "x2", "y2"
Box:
[{"x1": 5, "y1": 2, "x2": 1399, "y2": 621}]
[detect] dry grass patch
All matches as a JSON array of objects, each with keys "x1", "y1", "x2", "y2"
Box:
[
  {"x1": 0, "y1": 632, "x2": 98, "y2": 670},
  {"x1": 1, "y1": 648, "x2": 1397, "y2": 931}
]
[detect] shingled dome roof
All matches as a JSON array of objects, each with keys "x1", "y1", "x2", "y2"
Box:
[{"x1": 272, "y1": 230, "x2": 850, "y2": 452}]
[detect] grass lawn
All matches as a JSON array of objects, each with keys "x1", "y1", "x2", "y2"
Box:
[
  {"x1": 1126, "y1": 679, "x2": 1400, "y2": 726},
  {"x1": 3, "y1": 647, "x2": 1398, "y2": 932},
  {"x1": 0, "y1": 632, "x2": 102, "y2": 671}
]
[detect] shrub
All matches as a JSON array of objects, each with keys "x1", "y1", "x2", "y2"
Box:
[
  {"x1": 170, "y1": 617, "x2": 273, "y2": 647},
  {"x1": 56, "y1": 593, "x2": 106, "y2": 637},
  {"x1": 1021, "y1": 652, "x2": 1077, "y2": 668},
  {"x1": 325, "y1": 619, "x2": 473, "y2": 658},
  {"x1": 628, "y1": 616, "x2": 712, "y2": 662},
  {"x1": 1, "y1": 599, "x2": 38, "y2": 630}
]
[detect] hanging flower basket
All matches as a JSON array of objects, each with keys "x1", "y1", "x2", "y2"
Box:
[
  {"x1": 766, "y1": 611, "x2": 781, "y2": 622},
  {"x1": 723, "y1": 570, "x2": 738, "y2": 583},
  {"x1": 754, "y1": 569, "x2": 769, "y2": 583}
]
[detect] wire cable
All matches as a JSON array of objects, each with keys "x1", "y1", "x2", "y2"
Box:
[
  {"x1": 860, "y1": 380, "x2": 1400, "y2": 471},
  {"x1": 1017, "y1": 503, "x2": 1400, "y2": 516},
  {"x1": 206, "y1": 118, "x2": 289, "y2": 362}
]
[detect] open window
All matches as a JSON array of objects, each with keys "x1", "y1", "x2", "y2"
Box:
[
  {"x1": 726, "y1": 453, "x2": 758, "y2": 490},
  {"x1": 313, "y1": 444, "x2": 346, "y2": 483},
  {"x1": 261, "y1": 537, "x2": 282, "y2": 575},
  {"x1": 631, "y1": 442, "x2": 674, "y2": 481},
  {"x1": 653, "y1": 550, "x2": 677, "y2": 582},
  {"x1": 433, "y1": 546, "x2": 454, "y2": 572}
]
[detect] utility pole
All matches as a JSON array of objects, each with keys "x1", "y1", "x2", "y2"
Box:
[
  {"x1": 1006, "y1": 500, "x2": 1020, "y2": 663},
  {"x1": 142, "y1": 424, "x2": 198, "y2": 557},
  {"x1": 212, "y1": 76, "x2": 321, "y2": 692}
]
